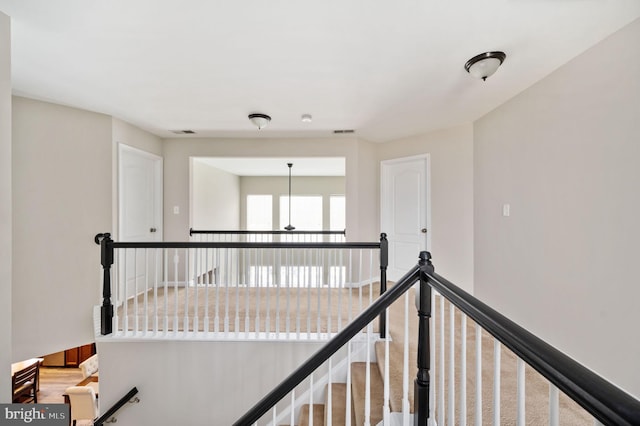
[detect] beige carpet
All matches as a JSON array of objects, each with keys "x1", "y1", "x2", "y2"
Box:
[{"x1": 117, "y1": 284, "x2": 381, "y2": 334}]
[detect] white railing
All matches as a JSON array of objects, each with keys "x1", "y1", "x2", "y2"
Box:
[{"x1": 96, "y1": 234, "x2": 386, "y2": 340}]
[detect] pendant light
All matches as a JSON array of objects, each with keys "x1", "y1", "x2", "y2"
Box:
[{"x1": 284, "y1": 163, "x2": 295, "y2": 231}]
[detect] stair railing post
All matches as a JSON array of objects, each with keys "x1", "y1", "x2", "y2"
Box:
[
  {"x1": 379, "y1": 233, "x2": 388, "y2": 338},
  {"x1": 415, "y1": 251, "x2": 434, "y2": 425},
  {"x1": 95, "y1": 233, "x2": 114, "y2": 335}
]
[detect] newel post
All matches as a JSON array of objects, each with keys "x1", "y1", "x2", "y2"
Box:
[
  {"x1": 415, "y1": 251, "x2": 434, "y2": 425},
  {"x1": 379, "y1": 233, "x2": 388, "y2": 338},
  {"x1": 95, "y1": 233, "x2": 114, "y2": 335}
]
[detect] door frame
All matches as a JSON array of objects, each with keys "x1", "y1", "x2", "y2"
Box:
[
  {"x1": 117, "y1": 143, "x2": 163, "y2": 242},
  {"x1": 380, "y1": 154, "x2": 431, "y2": 280}
]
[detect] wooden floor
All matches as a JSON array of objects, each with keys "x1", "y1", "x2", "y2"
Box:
[{"x1": 37, "y1": 367, "x2": 84, "y2": 404}]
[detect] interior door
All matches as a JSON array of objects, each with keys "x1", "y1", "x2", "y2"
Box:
[
  {"x1": 118, "y1": 144, "x2": 163, "y2": 301},
  {"x1": 381, "y1": 155, "x2": 430, "y2": 281}
]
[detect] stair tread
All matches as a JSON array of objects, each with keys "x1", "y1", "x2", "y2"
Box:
[
  {"x1": 299, "y1": 403, "x2": 325, "y2": 426},
  {"x1": 351, "y1": 362, "x2": 384, "y2": 426},
  {"x1": 326, "y1": 382, "x2": 347, "y2": 425}
]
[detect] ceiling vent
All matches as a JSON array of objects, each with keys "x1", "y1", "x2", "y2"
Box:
[
  {"x1": 333, "y1": 129, "x2": 355, "y2": 134},
  {"x1": 170, "y1": 129, "x2": 196, "y2": 134}
]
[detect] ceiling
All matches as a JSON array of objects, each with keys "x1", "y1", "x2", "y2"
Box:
[{"x1": 1, "y1": 1, "x2": 639, "y2": 143}]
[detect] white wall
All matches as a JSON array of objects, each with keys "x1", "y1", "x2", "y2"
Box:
[
  {"x1": 12, "y1": 97, "x2": 112, "y2": 360},
  {"x1": 97, "y1": 340, "x2": 327, "y2": 425},
  {"x1": 378, "y1": 124, "x2": 474, "y2": 293},
  {"x1": 163, "y1": 137, "x2": 378, "y2": 242},
  {"x1": 474, "y1": 19, "x2": 640, "y2": 397},
  {"x1": 191, "y1": 160, "x2": 240, "y2": 230},
  {"x1": 239, "y1": 176, "x2": 345, "y2": 230},
  {"x1": 0, "y1": 11, "x2": 11, "y2": 402}
]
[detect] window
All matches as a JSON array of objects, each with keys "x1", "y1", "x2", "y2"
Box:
[
  {"x1": 247, "y1": 195, "x2": 272, "y2": 230},
  {"x1": 330, "y1": 195, "x2": 345, "y2": 231},
  {"x1": 280, "y1": 195, "x2": 323, "y2": 231}
]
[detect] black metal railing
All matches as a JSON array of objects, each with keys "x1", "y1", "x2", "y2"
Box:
[
  {"x1": 236, "y1": 251, "x2": 640, "y2": 426},
  {"x1": 94, "y1": 232, "x2": 388, "y2": 337},
  {"x1": 94, "y1": 387, "x2": 139, "y2": 426}
]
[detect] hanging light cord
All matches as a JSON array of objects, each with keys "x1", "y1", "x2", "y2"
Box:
[{"x1": 285, "y1": 163, "x2": 295, "y2": 230}]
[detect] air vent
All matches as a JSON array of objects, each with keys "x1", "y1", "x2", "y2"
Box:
[
  {"x1": 170, "y1": 129, "x2": 196, "y2": 134},
  {"x1": 333, "y1": 129, "x2": 355, "y2": 134}
]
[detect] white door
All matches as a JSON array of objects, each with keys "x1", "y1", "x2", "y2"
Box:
[
  {"x1": 118, "y1": 144, "x2": 163, "y2": 301},
  {"x1": 381, "y1": 155, "x2": 430, "y2": 281}
]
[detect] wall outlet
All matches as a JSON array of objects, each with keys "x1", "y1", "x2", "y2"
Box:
[{"x1": 173, "y1": 206, "x2": 180, "y2": 215}]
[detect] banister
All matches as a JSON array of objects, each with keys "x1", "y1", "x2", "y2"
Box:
[
  {"x1": 233, "y1": 265, "x2": 422, "y2": 426},
  {"x1": 423, "y1": 271, "x2": 640, "y2": 426},
  {"x1": 94, "y1": 387, "x2": 139, "y2": 426}
]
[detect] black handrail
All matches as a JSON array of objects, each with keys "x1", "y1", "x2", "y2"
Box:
[
  {"x1": 94, "y1": 387, "x2": 139, "y2": 426},
  {"x1": 233, "y1": 264, "x2": 423, "y2": 426},
  {"x1": 190, "y1": 228, "x2": 346, "y2": 236},
  {"x1": 423, "y1": 271, "x2": 640, "y2": 426}
]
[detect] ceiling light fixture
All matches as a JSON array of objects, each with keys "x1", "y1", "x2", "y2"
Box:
[
  {"x1": 248, "y1": 113, "x2": 271, "y2": 130},
  {"x1": 284, "y1": 163, "x2": 295, "y2": 231},
  {"x1": 464, "y1": 51, "x2": 506, "y2": 81},
  {"x1": 301, "y1": 114, "x2": 312, "y2": 123}
]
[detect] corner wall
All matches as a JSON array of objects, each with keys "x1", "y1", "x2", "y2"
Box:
[
  {"x1": 12, "y1": 97, "x2": 112, "y2": 360},
  {"x1": 0, "y1": 11, "x2": 11, "y2": 402},
  {"x1": 474, "y1": 18, "x2": 640, "y2": 397},
  {"x1": 192, "y1": 160, "x2": 240, "y2": 229}
]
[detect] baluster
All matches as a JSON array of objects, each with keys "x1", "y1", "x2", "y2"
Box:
[
  {"x1": 296, "y1": 249, "x2": 301, "y2": 339},
  {"x1": 402, "y1": 292, "x2": 410, "y2": 425},
  {"x1": 204, "y1": 247, "x2": 210, "y2": 333},
  {"x1": 475, "y1": 323, "x2": 483, "y2": 426},
  {"x1": 184, "y1": 248, "x2": 189, "y2": 333},
  {"x1": 144, "y1": 249, "x2": 149, "y2": 335},
  {"x1": 460, "y1": 314, "x2": 467, "y2": 426},
  {"x1": 383, "y1": 306, "x2": 391, "y2": 425},
  {"x1": 327, "y1": 250, "x2": 332, "y2": 334},
  {"x1": 173, "y1": 249, "x2": 179, "y2": 333},
  {"x1": 327, "y1": 357, "x2": 333, "y2": 426},
  {"x1": 276, "y1": 249, "x2": 281, "y2": 338},
  {"x1": 224, "y1": 246, "x2": 230, "y2": 335},
  {"x1": 244, "y1": 247, "x2": 250, "y2": 334},
  {"x1": 438, "y1": 295, "x2": 445, "y2": 426},
  {"x1": 124, "y1": 248, "x2": 129, "y2": 333},
  {"x1": 309, "y1": 373, "x2": 314, "y2": 426},
  {"x1": 214, "y1": 247, "x2": 220, "y2": 333},
  {"x1": 194, "y1": 248, "x2": 200, "y2": 333},
  {"x1": 153, "y1": 248, "x2": 159, "y2": 334},
  {"x1": 516, "y1": 358, "x2": 525, "y2": 425},
  {"x1": 163, "y1": 248, "x2": 169, "y2": 334},
  {"x1": 286, "y1": 248, "x2": 291, "y2": 338},
  {"x1": 493, "y1": 340, "x2": 501, "y2": 426},
  {"x1": 346, "y1": 341, "x2": 352, "y2": 426},
  {"x1": 290, "y1": 389, "x2": 295, "y2": 426},
  {"x1": 337, "y1": 248, "x2": 343, "y2": 332},
  {"x1": 306, "y1": 249, "x2": 312, "y2": 339},
  {"x1": 365, "y1": 322, "x2": 372, "y2": 426},
  {"x1": 448, "y1": 303, "x2": 456, "y2": 425},
  {"x1": 235, "y1": 247, "x2": 240, "y2": 337},
  {"x1": 316, "y1": 251, "x2": 322, "y2": 334},
  {"x1": 549, "y1": 383, "x2": 559, "y2": 426}
]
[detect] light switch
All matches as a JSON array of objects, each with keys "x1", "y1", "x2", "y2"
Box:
[
  {"x1": 502, "y1": 204, "x2": 510, "y2": 217},
  {"x1": 173, "y1": 206, "x2": 180, "y2": 215}
]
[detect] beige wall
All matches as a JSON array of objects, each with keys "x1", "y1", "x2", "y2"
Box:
[
  {"x1": 191, "y1": 160, "x2": 240, "y2": 229},
  {"x1": 474, "y1": 19, "x2": 640, "y2": 397},
  {"x1": 163, "y1": 137, "x2": 378, "y2": 242},
  {"x1": 0, "y1": 11, "x2": 11, "y2": 402},
  {"x1": 239, "y1": 176, "x2": 345, "y2": 230},
  {"x1": 12, "y1": 97, "x2": 112, "y2": 360},
  {"x1": 378, "y1": 124, "x2": 474, "y2": 293}
]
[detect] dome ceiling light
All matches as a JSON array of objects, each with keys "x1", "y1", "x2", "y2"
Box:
[
  {"x1": 248, "y1": 113, "x2": 271, "y2": 130},
  {"x1": 464, "y1": 51, "x2": 506, "y2": 81}
]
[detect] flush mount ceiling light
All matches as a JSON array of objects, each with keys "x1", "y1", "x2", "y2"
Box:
[
  {"x1": 464, "y1": 51, "x2": 506, "y2": 81},
  {"x1": 248, "y1": 113, "x2": 271, "y2": 130},
  {"x1": 301, "y1": 114, "x2": 312, "y2": 123}
]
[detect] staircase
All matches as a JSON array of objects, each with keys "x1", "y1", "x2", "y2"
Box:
[{"x1": 289, "y1": 290, "x2": 417, "y2": 426}]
